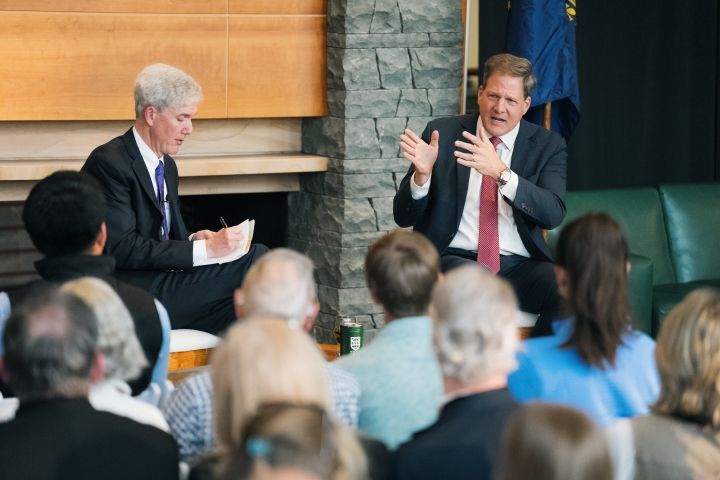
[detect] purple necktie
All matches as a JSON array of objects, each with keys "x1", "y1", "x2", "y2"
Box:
[{"x1": 155, "y1": 160, "x2": 170, "y2": 241}]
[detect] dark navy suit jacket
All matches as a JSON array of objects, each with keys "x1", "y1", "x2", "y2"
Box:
[{"x1": 393, "y1": 114, "x2": 567, "y2": 262}]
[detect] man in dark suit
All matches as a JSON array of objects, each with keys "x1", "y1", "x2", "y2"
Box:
[
  {"x1": 395, "y1": 265, "x2": 520, "y2": 480},
  {"x1": 82, "y1": 63, "x2": 267, "y2": 334},
  {"x1": 393, "y1": 54, "x2": 566, "y2": 336},
  {"x1": 2, "y1": 171, "x2": 167, "y2": 396},
  {"x1": 0, "y1": 287, "x2": 178, "y2": 480}
]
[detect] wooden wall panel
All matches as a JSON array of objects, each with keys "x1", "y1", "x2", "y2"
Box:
[
  {"x1": 229, "y1": 0, "x2": 326, "y2": 15},
  {"x1": 228, "y1": 16, "x2": 328, "y2": 118},
  {"x1": 0, "y1": 0, "x2": 226, "y2": 14},
  {"x1": 0, "y1": 13, "x2": 227, "y2": 120}
]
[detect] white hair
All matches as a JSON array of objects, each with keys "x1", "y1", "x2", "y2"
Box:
[
  {"x1": 134, "y1": 63, "x2": 203, "y2": 118},
  {"x1": 432, "y1": 265, "x2": 519, "y2": 383},
  {"x1": 242, "y1": 248, "x2": 317, "y2": 323},
  {"x1": 61, "y1": 277, "x2": 148, "y2": 382}
]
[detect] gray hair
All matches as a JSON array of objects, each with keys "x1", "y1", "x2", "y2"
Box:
[
  {"x1": 242, "y1": 248, "x2": 317, "y2": 322},
  {"x1": 61, "y1": 277, "x2": 148, "y2": 382},
  {"x1": 134, "y1": 63, "x2": 203, "y2": 118},
  {"x1": 432, "y1": 265, "x2": 519, "y2": 383},
  {"x1": 2, "y1": 286, "x2": 98, "y2": 400}
]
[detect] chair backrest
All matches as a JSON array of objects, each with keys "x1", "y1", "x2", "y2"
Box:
[
  {"x1": 659, "y1": 182, "x2": 720, "y2": 283},
  {"x1": 547, "y1": 187, "x2": 675, "y2": 286}
]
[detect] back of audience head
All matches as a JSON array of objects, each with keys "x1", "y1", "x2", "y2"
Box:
[
  {"x1": 653, "y1": 288, "x2": 720, "y2": 427},
  {"x1": 223, "y1": 403, "x2": 339, "y2": 480},
  {"x1": 236, "y1": 249, "x2": 318, "y2": 331},
  {"x1": 555, "y1": 212, "x2": 632, "y2": 368},
  {"x1": 497, "y1": 403, "x2": 614, "y2": 480},
  {"x1": 365, "y1": 230, "x2": 440, "y2": 320},
  {"x1": 61, "y1": 277, "x2": 147, "y2": 383},
  {"x1": 0, "y1": 285, "x2": 101, "y2": 401},
  {"x1": 432, "y1": 264, "x2": 519, "y2": 388},
  {"x1": 212, "y1": 318, "x2": 330, "y2": 453},
  {"x1": 23, "y1": 171, "x2": 107, "y2": 257}
]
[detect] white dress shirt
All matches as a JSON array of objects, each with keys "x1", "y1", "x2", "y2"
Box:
[
  {"x1": 409, "y1": 120, "x2": 530, "y2": 257},
  {"x1": 90, "y1": 378, "x2": 170, "y2": 432},
  {"x1": 132, "y1": 127, "x2": 207, "y2": 263}
]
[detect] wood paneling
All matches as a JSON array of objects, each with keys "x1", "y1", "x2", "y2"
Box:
[
  {"x1": 229, "y1": 0, "x2": 326, "y2": 15},
  {"x1": 0, "y1": 13, "x2": 226, "y2": 120},
  {"x1": 169, "y1": 348, "x2": 212, "y2": 370},
  {"x1": 228, "y1": 16, "x2": 328, "y2": 118},
  {"x1": 0, "y1": 0, "x2": 226, "y2": 14}
]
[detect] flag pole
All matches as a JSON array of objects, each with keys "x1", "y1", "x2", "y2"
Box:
[{"x1": 543, "y1": 102, "x2": 552, "y2": 130}]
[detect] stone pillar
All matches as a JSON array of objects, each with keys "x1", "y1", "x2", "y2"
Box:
[{"x1": 289, "y1": 0, "x2": 465, "y2": 343}]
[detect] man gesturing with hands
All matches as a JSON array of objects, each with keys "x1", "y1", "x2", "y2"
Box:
[
  {"x1": 394, "y1": 54, "x2": 567, "y2": 337},
  {"x1": 83, "y1": 64, "x2": 267, "y2": 334}
]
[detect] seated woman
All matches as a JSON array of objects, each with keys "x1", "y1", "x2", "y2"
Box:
[
  {"x1": 190, "y1": 318, "x2": 369, "y2": 480},
  {"x1": 61, "y1": 277, "x2": 169, "y2": 431},
  {"x1": 497, "y1": 403, "x2": 614, "y2": 480},
  {"x1": 508, "y1": 213, "x2": 660, "y2": 427},
  {"x1": 609, "y1": 288, "x2": 720, "y2": 480},
  {"x1": 222, "y1": 403, "x2": 351, "y2": 480}
]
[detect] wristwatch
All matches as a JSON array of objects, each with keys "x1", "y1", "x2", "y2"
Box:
[{"x1": 497, "y1": 168, "x2": 512, "y2": 187}]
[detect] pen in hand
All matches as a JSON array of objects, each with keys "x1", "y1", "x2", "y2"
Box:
[{"x1": 220, "y1": 217, "x2": 229, "y2": 229}]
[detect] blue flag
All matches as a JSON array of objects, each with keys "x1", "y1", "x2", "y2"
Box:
[{"x1": 505, "y1": 0, "x2": 580, "y2": 140}]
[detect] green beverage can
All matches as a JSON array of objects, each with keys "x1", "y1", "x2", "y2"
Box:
[{"x1": 340, "y1": 323, "x2": 364, "y2": 355}]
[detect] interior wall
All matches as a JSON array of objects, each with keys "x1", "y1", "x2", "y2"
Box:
[{"x1": 478, "y1": 0, "x2": 720, "y2": 190}]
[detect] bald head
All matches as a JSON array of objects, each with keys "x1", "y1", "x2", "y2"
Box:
[
  {"x1": 236, "y1": 249, "x2": 318, "y2": 331},
  {"x1": 1, "y1": 287, "x2": 99, "y2": 400}
]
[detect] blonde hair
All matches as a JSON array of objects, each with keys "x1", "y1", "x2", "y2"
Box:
[
  {"x1": 432, "y1": 265, "x2": 519, "y2": 383},
  {"x1": 653, "y1": 288, "x2": 720, "y2": 427},
  {"x1": 61, "y1": 277, "x2": 147, "y2": 381},
  {"x1": 212, "y1": 318, "x2": 330, "y2": 451}
]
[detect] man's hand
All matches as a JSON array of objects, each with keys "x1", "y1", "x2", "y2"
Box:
[
  {"x1": 205, "y1": 226, "x2": 245, "y2": 258},
  {"x1": 400, "y1": 128, "x2": 439, "y2": 187},
  {"x1": 454, "y1": 130, "x2": 506, "y2": 181},
  {"x1": 192, "y1": 230, "x2": 215, "y2": 241}
]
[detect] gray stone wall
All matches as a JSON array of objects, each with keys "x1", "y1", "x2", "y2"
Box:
[{"x1": 290, "y1": 0, "x2": 465, "y2": 343}]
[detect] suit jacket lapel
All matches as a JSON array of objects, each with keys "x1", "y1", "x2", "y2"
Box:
[
  {"x1": 123, "y1": 129, "x2": 162, "y2": 213},
  {"x1": 455, "y1": 113, "x2": 480, "y2": 227},
  {"x1": 509, "y1": 119, "x2": 533, "y2": 178}
]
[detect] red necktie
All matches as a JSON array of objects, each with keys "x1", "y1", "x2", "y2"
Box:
[{"x1": 477, "y1": 136, "x2": 503, "y2": 274}]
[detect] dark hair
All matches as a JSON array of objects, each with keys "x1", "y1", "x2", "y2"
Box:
[
  {"x1": 23, "y1": 171, "x2": 107, "y2": 257},
  {"x1": 223, "y1": 403, "x2": 338, "y2": 480},
  {"x1": 482, "y1": 53, "x2": 537, "y2": 99},
  {"x1": 365, "y1": 231, "x2": 440, "y2": 319},
  {"x1": 555, "y1": 213, "x2": 632, "y2": 368},
  {"x1": 496, "y1": 404, "x2": 613, "y2": 480},
  {"x1": 2, "y1": 284, "x2": 99, "y2": 400}
]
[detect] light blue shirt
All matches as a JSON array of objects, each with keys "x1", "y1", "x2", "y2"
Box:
[
  {"x1": 335, "y1": 316, "x2": 443, "y2": 450},
  {"x1": 508, "y1": 319, "x2": 660, "y2": 427}
]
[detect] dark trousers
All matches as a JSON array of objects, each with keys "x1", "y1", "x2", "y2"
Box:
[
  {"x1": 441, "y1": 248, "x2": 560, "y2": 337},
  {"x1": 147, "y1": 244, "x2": 268, "y2": 334}
]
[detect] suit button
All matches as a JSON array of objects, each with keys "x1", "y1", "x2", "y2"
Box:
[{"x1": 449, "y1": 233, "x2": 455, "y2": 239}]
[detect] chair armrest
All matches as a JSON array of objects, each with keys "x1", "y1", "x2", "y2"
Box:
[{"x1": 628, "y1": 254, "x2": 654, "y2": 336}]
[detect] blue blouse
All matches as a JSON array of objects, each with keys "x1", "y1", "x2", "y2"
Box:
[{"x1": 508, "y1": 319, "x2": 660, "y2": 427}]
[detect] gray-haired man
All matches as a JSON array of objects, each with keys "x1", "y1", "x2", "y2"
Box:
[
  {"x1": 0, "y1": 287, "x2": 178, "y2": 480},
  {"x1": 82, "y1": 63, "x2": 267, "y2": 334},
  {"x1": 162, "y1": 248, "x2": 361, "y2": 463}
]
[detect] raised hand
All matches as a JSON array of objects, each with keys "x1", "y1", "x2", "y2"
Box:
[
  {"x1": 205, "y1": 225, "x2": 245, "y2": 258},
  {"x1": 400, "y1": 128, "x2": 439, "y2": 187},
  {"x1": 454, "y1": 130, "x2": 506, "y2": 181}
]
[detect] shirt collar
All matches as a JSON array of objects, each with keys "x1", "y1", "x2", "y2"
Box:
[
  {"x1": 476, "y1": 119, "x2": 521, "y2": 151},
  {"x1": 132, "y1": 126, "x2": 164, "y2": 169}
]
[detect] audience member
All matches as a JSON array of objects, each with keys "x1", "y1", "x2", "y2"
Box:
[
  {"x1": 608, "y1": 288, "x2": 720, "y2": 480},
  {"x1": 497, "y1": 403, "x2": 614, "y2": 480},
  {"x1": 189, "y1": 318, "x2": 368, "y2": 480},
  {"x1": 61, "y1": 277, "x2": 169, "y2": 431},
  {"x1": 395, "y1": 264, "x2": 520, "y2": 480},
  {"x1": 2, "y1": 171, "x2": 170, "y2": 395},
  {"x1": 508, "y1": 213, "x2": 660, "y2": 426},
  {"x1": 335, "y1": 230, "x2": 443, "y2": 449},
  {"x1": 0, "y1": 287, "x2": 178, "y2": 480},
  {"x1": 222, "y1": 403, "x2": 365, "y2": 480},
  {"x1": 163, "y1": 249, "x2": 360, "y2": 462}
]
